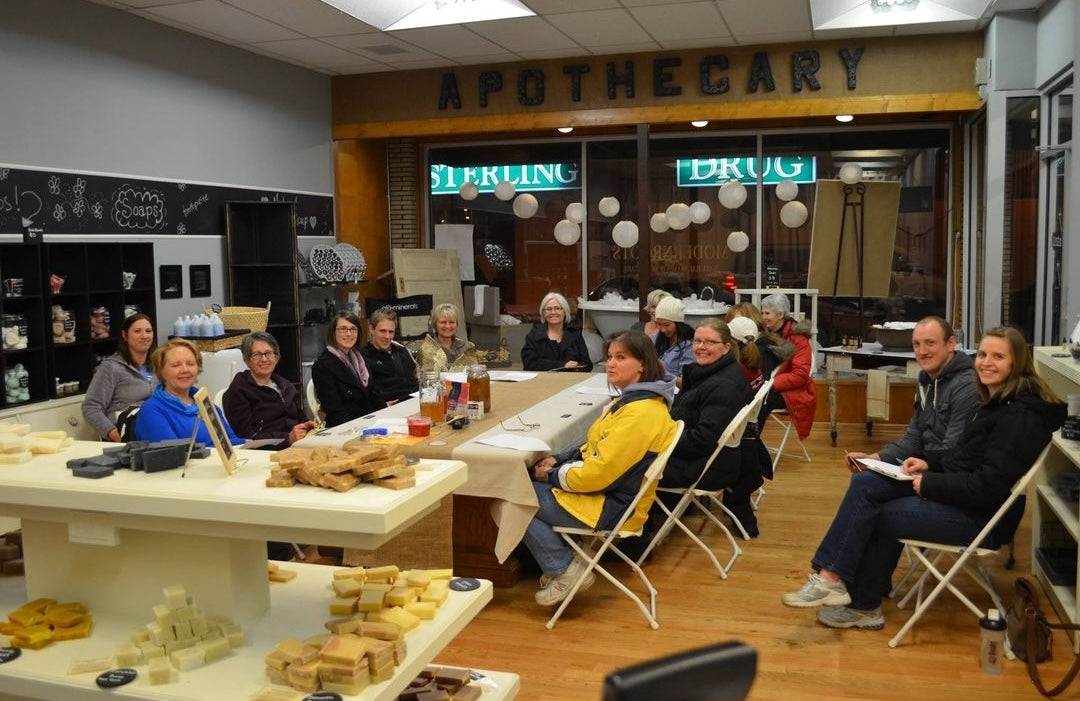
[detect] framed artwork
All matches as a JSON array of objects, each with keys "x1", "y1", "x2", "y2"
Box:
[
  {"x1": 159, "y1": 265, "x2": 183, "y2": 299},
  {"x1": 189, "y1": 264, "x2": 211, "y2": 298}
]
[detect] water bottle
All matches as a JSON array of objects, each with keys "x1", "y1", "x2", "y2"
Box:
[
  {"x1": 979, "y1": 608, "x2": 1006, "y2": 673},
  {"x1": 210, "y1": 312, "x2": 224, "y2": 337},
  {"x1": 196, "y1": 314, "x2": 210, "y2": 337},
  {"x1": 173, "y1": 315, "x2": 187, "y2": 337}
]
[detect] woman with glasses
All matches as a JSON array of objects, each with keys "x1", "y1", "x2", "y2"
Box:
[
  {"x1": 652, "y1": 296, "x2": 695, "y2": 384},
  {"x1": 418, "y1": 303, "x2": 477, "y2": 373},
  {"x1": 658, "y1": 318, "x2": 762, "y2": 536},
  {"x1": 521, "y1": 292, "x2": 592, "y2": 372},
  {"x1": 222, "y1": 331, "x2": 314, "y2": 447},
  {"x1": 311, "y1": 311, "x2": 386, "y2": 428}
]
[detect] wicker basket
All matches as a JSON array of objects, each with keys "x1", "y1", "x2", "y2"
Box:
[
  {"x1": 185, "y1": 333, "x2": 246, "y2": 352},
  {"x1": 207, "y1": 304, "x2": 269, "y2": 332}
]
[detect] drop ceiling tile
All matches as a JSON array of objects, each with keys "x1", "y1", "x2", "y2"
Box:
[
  {"x1": 629, "y1": 2, "x2": 730, "y2": 43},
  {"x1": 583, "y1": 41, "x2": 665, "y2": 54},
  {"x1": 735, "y1": 30, "x2": 826, "y2": 46},
  {"x1": 523, "y1": 0, "x2": 622, "y2": 11},
  {"x1": 514, "y1": 47, "x2": 599, "y2": 60},
  {"x1": 138, "y1": 0, "x2": 303, "y2": 43},
  {"x1": 546, "y1": 9, "x2": 655, "y2": 47},
  {"x1": 391, "y1": 25, "x2": 506, "y2": 58},
  {"x1": 323, "y1": 33, "x2": 440, "y2": 62},
  {"x1": 894, "y1": 18, "x2": 980, "y2": 34},
  {"x1": 465, "y1": 16, "x2": 580, "y2": 52},
  {"x1": 224, "y1": 0, "x2": 378, "y2": 37},
  {"x1": 382, "y1": 57, "x2": 469, "y2": 70},
  {"x1": 718, "y1": 0, "x2": 813, "y2": 37},
  {"x1": 130, "y1": 8, "x2": 235, "y2": 44},
  {"x1": 249, "y1": 38, "x2": 365, "y2": 65}
]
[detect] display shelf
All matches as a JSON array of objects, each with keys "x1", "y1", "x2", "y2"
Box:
[
  {"x1": 0, "y1": 563, "x2": 505, "y2": 701},
  {"x1": 1036, "y1": 484, "x2": 1080, "y2": 540}
]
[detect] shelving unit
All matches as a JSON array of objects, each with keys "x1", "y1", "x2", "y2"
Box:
[
  {"x1": 225, "y1": 201, "x2": 300, "y2": 383},
  {"x1": 0, "y1": 242, "x2": 154, "y2": 409},
  {"x1": 0, "y1": 443, "x2": 517, "y2": 700},
  {"x1": 1032, "y1": 347, "x2": 1080, "y2": 651}
]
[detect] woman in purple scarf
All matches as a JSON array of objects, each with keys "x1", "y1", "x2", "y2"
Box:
[{"x1": 311, "y1": 311, "x2": 386, "y2": 427}]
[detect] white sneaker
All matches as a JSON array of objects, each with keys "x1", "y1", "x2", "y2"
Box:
[
  {"x1": 781, "y1": 572, "x2": 851, "y2": 608},
  {"x1": 535, "y1": 559, "x2": 595, "y2": 607}
]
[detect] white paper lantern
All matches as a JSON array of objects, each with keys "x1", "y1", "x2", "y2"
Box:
[
  {"x1": 727, "y1": 230, "x2": 750, "y2": 253},
  {"x1": 665, "y1": 203, "x2": 691, "y2": 230},
  {"x1": 459, "y1": 182, "x2": 478, "y2": 201},
  {"x1": 494, "y1": 180, "x2": 516, "y2": 201},
  {"x1": 565, "y1": 202, "x2": 586, "y2": 224},
  {"x1": 611, "y1": 220, "x2": 639, "y2": 248},
  {"x1": 689, "y1": 201, "x2": 711, "y2": 224},
  {"x1": 775, "y1": 179, "x2": 798, "y2": 202},
  {"x1": 649, "y1": 213, "x2": 670, "y2": 233},
  {"x1": 839, "y1": 163, "x2": 863, "y2": 185},
  {"x1": 512, "y1": 193, "x2": 539, "y2": 218},
  {"x1": 780, "y1": 200, "x2": 809, "y2": 228},
  {"x1": 598, "y1": 196, "x2": 620, "y2": 218},
  {"x1": 718, "y1": 180, "x2": 747, "y2": 209},
  {"x1": 554, "y1": 219, "x2": 581, "y2": 245}
]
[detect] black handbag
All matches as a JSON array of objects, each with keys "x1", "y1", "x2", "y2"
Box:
[{"x1": 1008, "y1": 577, "x2": 1080, "y2": 697}]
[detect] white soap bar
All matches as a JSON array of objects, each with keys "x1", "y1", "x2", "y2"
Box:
[{"x1": 148, "y1": 656, "x2": 172, "y2": 685}]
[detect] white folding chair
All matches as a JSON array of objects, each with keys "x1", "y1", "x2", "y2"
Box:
[
  {"x1": 305, "y1": 379, "x2": 323, "y2": 422},
  {"x1": 636, "y1": 404, "x2": 757, "y2": 577},
  {"x1": 888, "y1": 445, "x2": 1049, "y2": 650},
  {"x1": 545, "y1": 421, "x2": 684, "y2": 630},
  {"x1": 765, "y1": 409, "x2": 811, "y2": 468},
  {"x1": 213, "y1": 387, "x2": 226, "y2": 410},
  {"x1": 747, "y1": 378, "x2": 775, "y2": 510}
]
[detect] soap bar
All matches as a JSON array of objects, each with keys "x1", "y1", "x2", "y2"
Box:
[
  {"x1": 67, "y1": 657, "x2": 113, "y2": 675},
  {"x1": 147, "y1": 656, "x2": 172, "y2": 685},
  {"x1": 73, "y1": 464, "x2": 114, "y2": 479}
]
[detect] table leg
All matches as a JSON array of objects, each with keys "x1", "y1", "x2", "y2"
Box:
[
  {"x1": 828, "y1": 365, "x2": 838, "y2": 446},
  {"x1": 866, "y1": 420, "x2": 873, "y2": 436}
]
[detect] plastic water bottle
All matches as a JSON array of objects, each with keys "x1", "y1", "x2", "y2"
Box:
[
  {"x1": 173, "y1": 316, "x2": 187, "y2": 337},
  {"x1": 210, "y1": 312, "x2": 224, "y2": 337},
  {"x1": 979, "y1": 608, "x2": 1006, "y2": 673}
]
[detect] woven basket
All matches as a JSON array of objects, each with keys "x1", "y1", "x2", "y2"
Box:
[
  {"x1": 186, "y1": 333, "x2": 245, "y2": 353},
  {"x1": 207, "y1": 305, "x2": 269, "y2": 332}
]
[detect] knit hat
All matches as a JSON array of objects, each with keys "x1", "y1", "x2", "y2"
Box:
[
  {"x1": 654, "y1": 296, "x2": 685, "y2": 323},
  {"x1": 727, "y1": 316, "x2": 759, "y2": 343}
]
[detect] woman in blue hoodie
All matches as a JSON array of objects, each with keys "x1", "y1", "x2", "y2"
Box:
[
  {"x1": 135, "y1": 338, "x2": 242, "y2": 446},
  {"x1": 526, "y1": 330, "x2": 678, "y2": 607}
]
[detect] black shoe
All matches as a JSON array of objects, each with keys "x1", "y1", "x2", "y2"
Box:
[{"x1": 723, "y1": 500, "x2": 759, "y2": 539}]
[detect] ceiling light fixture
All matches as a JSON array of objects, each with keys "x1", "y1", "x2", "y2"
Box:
[
  {"x1": 870, "y1": 0, "x2": 919, "y2": 12},
  {"x1": 691, "y1": 120, "x2": 709, "y2": 128},
  {"x1": 835, "y1": 114, "x2": 854, "y2": 123},
  {"x1": 317, "y1": 0, "x2": 534, "y2": 32},
  {"x1": 557, "y1": 127, "x2": 574, "y2": 134}
]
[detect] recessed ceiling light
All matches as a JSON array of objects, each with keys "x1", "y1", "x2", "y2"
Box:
[
  {"x1": 691, "y1": 120, "x2": 709, "y2": 128},
  {"x1": 318, "y1": 0, "x2": 534, "y2": 32},
  {"x1": 557, "y1": 127, "x2": 574, "y2": 134},
  {"x1": 835, "y1": 114, "x2": 855, "y2": 123}
]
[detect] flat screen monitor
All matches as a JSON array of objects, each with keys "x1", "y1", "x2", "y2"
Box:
[{"x1": 602, "y1": 642, "x2": 756, "y2": 701}]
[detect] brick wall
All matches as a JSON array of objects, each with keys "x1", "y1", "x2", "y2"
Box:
[{"x1": 387, "y1": 138, "x2": 420, "y2": 250}]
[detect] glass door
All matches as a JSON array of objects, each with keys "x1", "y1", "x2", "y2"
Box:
[{"x1": 1040, "y1": 84, "x2": 1072, "y2": 344}]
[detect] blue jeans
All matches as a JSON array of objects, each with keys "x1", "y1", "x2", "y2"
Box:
[
  {"x1": 812, "y1": 471, "x2": 992, "y2": 609},
  {"x1": 523, "y1": 481, "x2": 592, "y2": 576}
]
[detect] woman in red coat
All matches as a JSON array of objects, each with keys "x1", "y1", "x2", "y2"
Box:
[{"x1": 760, "y1": 293, "x2": 817, "y2": 439}]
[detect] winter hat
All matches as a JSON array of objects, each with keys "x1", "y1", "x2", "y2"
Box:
[
  {"x1": 727, "y1": 316, "x2": 760, "y2": 343},
  {"x1": 654, "y1": 296, "x2": 685, "y2": 323}
]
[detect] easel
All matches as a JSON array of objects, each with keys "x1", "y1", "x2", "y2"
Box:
[{"x1": 831, "y1": 182, "x2": 868, "y2": 339}]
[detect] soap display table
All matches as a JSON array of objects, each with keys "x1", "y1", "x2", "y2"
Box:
[{"x1": 0, "y1": 442, "x2": 518, "y2": 700}]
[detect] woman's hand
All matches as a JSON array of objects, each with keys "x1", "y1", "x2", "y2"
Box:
[
  {"x1": 901, "y1": 457, "x2": 929, "y2": 476},
  {"x1": 288, "y1": 421, "x2": 316, "y2": 446},
  {"x1": 844, "y1": 451, "x2": 878, "y2": 474},
  {"x1": 107, "y1": 427, "x2": 121, "y2": 442},
  {"x1": 912, "y1": 474, "x2": 923, "y2": 495},
  {"x1": 564, "y1": 360, "x2": 579, "y2": 369},
  {"x1": 531, "y1": 455, "x2": 556, "y2": 481}
]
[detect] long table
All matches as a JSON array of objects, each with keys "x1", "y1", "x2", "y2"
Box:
[
  {"x1": 297, "y1": 372, "x2": 613, "y2": 582},
  {"x1": 821, "y1": 343, "x2": 921, "y2": 446}
]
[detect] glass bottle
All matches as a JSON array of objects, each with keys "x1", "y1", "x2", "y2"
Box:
[
  {"x1": 467, "y1": 363, "x2": 491, "y2": 413},
  {"x1": 419, "y1": 371, "x2": 445, "y2": 424}
]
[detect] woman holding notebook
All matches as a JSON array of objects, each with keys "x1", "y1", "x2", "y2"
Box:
[{"x1": 781, "y1": 326, "x2": 1065, "y2": 630}]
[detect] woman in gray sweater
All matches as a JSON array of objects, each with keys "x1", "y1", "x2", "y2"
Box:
[{"x1": 81, "y1": 313, "x2": 155, "y2": 441}]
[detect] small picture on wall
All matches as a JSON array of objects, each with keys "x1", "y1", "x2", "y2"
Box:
[
  {"x1": 189, "y1": 265, "x2": 211, "y2": 298},
  {"x1": 159, "y1": 265, "x2": 183, "y2": 299}
]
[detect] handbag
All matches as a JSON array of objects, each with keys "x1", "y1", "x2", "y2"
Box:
[{"x1": 1008, "y1": 577, "x2": 1080, "y2": 697}]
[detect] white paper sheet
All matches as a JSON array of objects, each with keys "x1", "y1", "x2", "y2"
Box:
[
  {"x1": 856, "y1": 457, "x2": 914, "y2": 481},
  {"x1": 475, "y1": 434, "x2": 551, "y2": 452},
  {"x1": 576, "y1": 386, "x2": 618, "y2": 397},
  {"x1": 489, "y1": 371, "x2": 538, "y2": 382}
]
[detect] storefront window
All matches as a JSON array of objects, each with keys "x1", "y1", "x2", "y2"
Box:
[{"x1": 1003, "y1": 97, "x2": 1040, "y2": 339}]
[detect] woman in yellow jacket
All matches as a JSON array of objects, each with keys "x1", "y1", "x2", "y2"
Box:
[{"x1": 527, "y1": 330, "x2": 678, "y2": 607}]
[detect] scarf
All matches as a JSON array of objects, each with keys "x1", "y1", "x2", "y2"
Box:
[{"x1": 326, "y1": 345, "x2": 370, "y2": 387}]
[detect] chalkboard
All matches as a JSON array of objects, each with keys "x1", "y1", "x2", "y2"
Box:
[{"x1": 0, "y1": 165, "x2": 333, "y2": 237}]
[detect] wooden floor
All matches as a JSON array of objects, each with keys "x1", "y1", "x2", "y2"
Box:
[{"x1": 434, "y1": 422, "x2": 1080, "y2": 701}]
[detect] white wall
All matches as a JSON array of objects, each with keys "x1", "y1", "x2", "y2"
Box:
[
  {"x1": 984, "y1": 12, "x2": 1038, "y2": 91},
  {"x1": 1035, "y1": 0, "x2": 1075, "y2": 88}
]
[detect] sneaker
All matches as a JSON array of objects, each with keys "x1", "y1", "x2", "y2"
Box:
[
  {"x1": 535, "y1": 559, "x2": 595, "y2": 607},
  {"x1": 781, "y1": 573, "x2": 852, "y2": 608},
  {"x1": 816, "y1": 605, "x2": 885, "y2": 630}
]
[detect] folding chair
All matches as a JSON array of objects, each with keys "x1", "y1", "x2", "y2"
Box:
[
  {"x1": 636, "y1": 403, "x2": 758, "y2": 577},
  {"x1": 765, "y1": 409, "x2": 811, "y2": 468},
  {"x1": 546, "y1": 421, "x2": 684, "y2": 630},
  {"x1": 305, "y1": 379, "x2": 323, "y2": 423},
  {"x1": 887, "y1": 445, "x2": 1050, "y2": 649},
  {"x1": 746, "y1": 378, "x2": 774, "y2": 510}
]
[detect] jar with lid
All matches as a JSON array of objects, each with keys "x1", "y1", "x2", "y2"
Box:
[
  {"x1": 467, "y1": 364, "x2": 491, "y2": 413},
  {"x1": 419, "y1": 371, "x2": 445, "y2": 424},
  {"x1": 2, "y1": 313, "x2": 29, "y2": 350}
]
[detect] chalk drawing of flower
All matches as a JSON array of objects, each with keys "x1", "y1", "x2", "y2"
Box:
[
  {"x1": 91, "y1": 202, "x2": 104, "y2": 219},
  {"x1": 53, "y1": 204, "x2": 66, "y2": 221},
  {"x1": 71, "y1": 200, "x2": 86, "y2": 217},
  {"x1": 177, "y1": 223, "x2": 187, "y2": 236},
  {"x1": 0, "y1": 169, "x2": 9, "y2": 180},
  {"x1": 73, "y1": 178, "x2": 86, "y2": 198},
  {"x1": 48, "y1": 176, "x2": 61, "y2": 195},
  {"x1": 177, "y1": 183, "x2": 186, "y2": 191}
]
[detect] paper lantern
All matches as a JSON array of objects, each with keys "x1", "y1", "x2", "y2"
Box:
[
  {"x1": 718, "y1": 180, "x2": 747, "y2": 209},
  {"x1": 494, "y1": 180, "x2": 516, "y2": 201},
  {"x1": 554, "y1": 219, "x2": 581, "y2": 245},
  {"x1": 565, "y1": 202, "x2": 585, "y2": 224},
  {"x1": 459, "y1": 182, "x2": 478, "y2": 201},
  {"x1": 512, "y1": 193, "x2": 539, "y2": 218},
  {"x1": 689, "y1": 201, "x2": 711, "y2": 224},
  {"x1": 598, "y1": 196, "x2": 620, "y2": 218},
  {"x1": 649, "y1": 213, "x2": 670, "y2": 233},
  {"x1": 775, "y1": 179, "x2": 798, "y2": 202},
  {"x1": 727, "y1": 230, "x2": 750, "y2": 253},
  {"x1": 611, "y1": 220, "x2": 639, "y2": 248},
  {"x1": 780, "y1": 200, "x2": 808, "y2": 228},
  {"x1": 665, "y1": 203, "x2": 691, "y2": 230},
  {"x1": 839, "y1": 163, "x2": 863, "y2": 185}
]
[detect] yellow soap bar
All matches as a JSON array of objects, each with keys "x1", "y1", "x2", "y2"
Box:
[
  {"x1": 404, "y1": 600, "x2": 437, "y2": 620},
  {"x1": 198, "y1": 636, "x2": 232, "y2": 662},
  {"x1": 44, "y1": 605, "x2": 85, "y2": 628},
  {"x1": 162, "y1": 584, "x2": 187, "y2": 610},
  {"x1": 329, "y1": 597, "x2": 358, "y2": 616},
  {"x1": 332, "y1": 577, "x2": 364, "y2": 597},
  {"x1": 356, "y1": 588, "x2": 385, "y2": 613},
  {"x1": 333, "y1": 566, "x2": 367, "y2": 582},
  {"x1": 405, "y1": 569, "x2": 432, "y2": 588},
  {"x1": 16, "y1": 624, "x2": 53, "y2": 645},
  {"x1": 251, "y1": 686, "x2": 304, "y2": 701},
  {"x1": 0, "y1": 451, "x2": 33, "y2": 464},
  {"x1": 66, "y1": 657, "x2": 112, "y2": 674},
  {"x1": 363, "y1": 565, "x2": 400, "y2": 582},
  {"x1": 384, "y1": 586, "x2": 418, "y2": 607},
  {"x1": 148, "y1": 656, "x2": 173, "y2": 685},
  {"x1": 169, "y1": 645, "x2": 205, "y2": 671},
  {"x1": 52, "y1": 616, "x2": 92, "y2": 641},
  {"x1": 115, "y1": 642, "x2": 142, "y2": 666},
  {"x1": 319, "y1": 634, "x2": 369, "y2": 666},
  {"x1": 367, "y1": 606, "x2": 420, "y2": 632}
]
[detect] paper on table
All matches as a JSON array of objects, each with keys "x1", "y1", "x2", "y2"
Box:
[
  {"x1": 475, "y1": 434, "x2": 551, "y2": 452},
  {"x1": 576, "y1": 385, "x2": 618, "y2": 397},
  {"x1": 489, "y1": 371, "x2": 538, "y2": 382},
  {"x1": 856, "y1": 457, "x2": 914, "y2": 481},
  {"x1": 372, "y1": 418, "x2": 409, "y2": 434},
  {"x1": 441, "y1": 372, "x2": 468, "y2": 383}
]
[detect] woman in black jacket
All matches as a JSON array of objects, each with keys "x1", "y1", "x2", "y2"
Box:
[
  {"x1": 521, "y1": 292, "x2": 592, "y2": 372},
  {"x1": 222, "y1": 331, "x2": 313, "y2": 447},
  {"x1": 311, "y1": 311, "x2": 386, "y2": 427}
]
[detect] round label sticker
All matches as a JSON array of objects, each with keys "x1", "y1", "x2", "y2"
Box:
[
  {"x1": 449, "y1": 577, "x2": 481, "y2": 592},
  {"x1": 304, "y1": 693, "x2": 343, "y2": 701},
  {"x1": 96, "y1": 668, "x2": 138, "y2": 688},
  {"x1": 0, "y1": 647, "x2": 22, "y2": 664}
]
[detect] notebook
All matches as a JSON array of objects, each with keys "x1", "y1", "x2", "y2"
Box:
[{"x1": 855, "y1": 457, "x2": 914, "y2": 481}]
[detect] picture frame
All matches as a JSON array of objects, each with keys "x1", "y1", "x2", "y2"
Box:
[
  {"x1": 193, "y1": 387, "x2": 238, "y2": 475},
  {"x1": 189, "y1": 264, "x2": 211, "y2": 298},
  {"x1": 159, "y1": 264, "x2": 183, "y2": 299}
]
